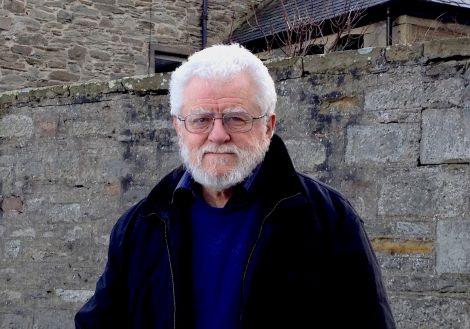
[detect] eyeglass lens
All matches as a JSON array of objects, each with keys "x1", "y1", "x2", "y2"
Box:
[{"x1": 185, "y1": 113, "x2": 255, "y2": 133}]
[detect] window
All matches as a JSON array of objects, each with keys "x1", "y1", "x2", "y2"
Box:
[
  {"x1": 336, "y1": 34, "x2": 364, "y2": 51},
  {"x1": 154, "y1": 51, "x2": 187, "y2": 73}
]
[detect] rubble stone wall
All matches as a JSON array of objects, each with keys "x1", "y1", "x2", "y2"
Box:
[
  {"x1": 0, "y1": 0, "x2": 263, "y2": 92},
  {"x1": 0, "y1": 38, "x2": 469, "y2": 328}
]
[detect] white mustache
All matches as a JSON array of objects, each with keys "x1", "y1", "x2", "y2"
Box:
[{"x1": 199, "y1": 144, "x2": 241, "y2": 157}]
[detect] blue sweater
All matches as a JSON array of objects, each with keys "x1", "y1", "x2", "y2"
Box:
[{"x1": 191, "y1": 193, "x2": 262, "y2": 329}]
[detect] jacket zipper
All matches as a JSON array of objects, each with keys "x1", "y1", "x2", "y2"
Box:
[
  {"x1": 240, "y1": 192, "x2": 301, "y2": 323},
  {"x1": 155, "y1": 215, "x2": 177, "y2": 329}
]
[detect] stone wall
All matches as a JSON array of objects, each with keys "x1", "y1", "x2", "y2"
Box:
[
  {"x1": 0, "y1": 0, "x2": 263, "y2": 92},
  {"x1": 0, "y1": 38, "x2": 469, "y2": 328}
]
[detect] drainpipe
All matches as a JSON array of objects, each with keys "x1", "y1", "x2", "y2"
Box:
[
  {"x1": 386, "y1": 6, "x2": 392, "y2": 46},
  {"x1": 202, "y1": 0, "x2": 208, "y2": 49}
]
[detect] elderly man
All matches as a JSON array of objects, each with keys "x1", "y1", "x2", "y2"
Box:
[{"x1": 75, "y1": 44, "x2": 396, "y2": 329}]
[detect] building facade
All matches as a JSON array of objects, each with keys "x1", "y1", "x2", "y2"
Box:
[{"x1": 0, "y1": 0, "x2": 264, "y2": 92}]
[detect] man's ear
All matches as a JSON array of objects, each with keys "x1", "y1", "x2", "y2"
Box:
[
  {"x1": 266, "y1": 114, "x2": 276, "y2": 138},
  {"x1": 172, "y1": 115, "x2": 181, "y2": 135}
]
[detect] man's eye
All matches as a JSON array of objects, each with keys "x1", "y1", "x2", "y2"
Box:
[
  {"x1": 190, "y1": 116, "x2": 212, "y2": 125},
  {"x1": 225, "y1": 115, "x2": 248, "y2": 123}
]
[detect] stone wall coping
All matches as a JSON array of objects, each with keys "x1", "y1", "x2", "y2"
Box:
[
  {"x1": 1, "y1": 37, "x2": 469, "y2": 110},
  {"x1": 0, "y1": 73, "x2": 170, "y2": 111}
]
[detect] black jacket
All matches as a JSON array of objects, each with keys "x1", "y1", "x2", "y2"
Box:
[{"x1": 75, "y1": 134, "x2": 396, "y2": 329}]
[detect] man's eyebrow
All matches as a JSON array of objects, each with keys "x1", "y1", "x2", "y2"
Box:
[
  {"x1": 223, "y1": 107, "x2": 248, "y2": 114},
  {"x1": 188, "y1": 108, "x2": 211, "y2": 114}
]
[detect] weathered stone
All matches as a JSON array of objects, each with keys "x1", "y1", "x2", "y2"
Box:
[
  {"x1": 437, "y1": 220, "x2": 470, "y2": 274},
  {"x1": 12, "y1": 16, "x2": 41, "y2": 31},
  {"x1": 4, "y1": 239, "x2": 21, "y2": 258},
  {"x1": 70, "y1": 4, "x2": 100, "y2": 18},
  {"x1": 54, "y1": 289, "x2": 94, "y2": 303},
  {"x1": 89, "y1": 49, "x2": 111, "y2": 61},
  {"x1": 29, "y1": 8, "x2": 56, "y2": 22},
  {"x1": 424, "y1": 37, "x2": 470, "y2": 60},
  {"x1": 0, "y1": 114, "x2": 34, "y2": 138},
  {"x1": 0, "y1": 17, "x2": 12, "y2": 31},
  {"x1": 371, "y1": 238, "x2": 433, "y2": 254},
  {"x1": 67, "y1": 45, "x2": 87, "y2": 61},
  {"x1": 57, "y1": 10, "x2": 73, "y2": 24},
  {"x1": 385, "y1": 43, "x2": 423, "y2": 63},
  {"x1": 421, "y1": 107, "x2": 470, "y2": 164},
  {"x1": 284, "y1": 138, "x2": 326, "y2": 171},
  {"x1": 303, "y1": 47, "x2": 384, "y2": 74},
  {"x1": 119, "y1": 74, "x2": 169, "y2": 92},
  {"x1": 378, "y1": 167, "x2": 469, "y2": 218},
  {"x1": 47, "y1": 204, "x2": 81, "y2": 223},
  {"x1": 16, "y1": 33, "x2": 48, "y2": 46},
  {"x1": 265, "y1": 56, "x2": 303, "y2": 81},
  {"x1": 99, "y1": 17, "x2": 113, "y2": 28},
  {"x1": 74, "y1": 18, "x2": 99, "y2": 28},
  {"x1": 345, "y1": 123, "x2": 420, "y2": 165},
  {"x1": 48, "y1": 59, "x2": 67, "y2": 69},
  {"x1": 0, "y1": 313, "x2": 32, "y2": 329},
  {"x1": 33, "y1": 309, "x2": 75, "y2": 329},
  {"x1": 4, "y1": 0, "x2": 25, "y2": 14},
  {"x1": 377, "y1": 254, "x2": 434, "y2": 273},
  {"x1": 94, "y1": 0, "x2": 116, "y2": 4},
  {"x1": 0, "y1": 196, "x2": 23, "y2": 212},
  {"x1": 10, "y1": 45, "x2": 33, "y2": 56},
  {"x1": 394, "y1": 221, "x2": 434, "y2": 240},
  {"x1": 155, "y1": 23, "x2": 180, "y2": 38},
  {"x1": 365, "y1": 75, "x2": 464, "y2": 110},
  {"x1": 48, "y1": 70, "x2": 80, "y2": 82},
  {"x1": 120, "y1": 36, "x2": 143, "y2": 48},
  {"x1": 34, "y1": 112, "x2": 59, "y2": 137},
  {"x1": 391, "y1": 295, "x2": 470, "y2": 329},
  {"x1": 94, "y1": 3, "x2": 124, "y2": 14},
  {"x1": 319, "y1": 95, "x2": 362, "y2": 114}
]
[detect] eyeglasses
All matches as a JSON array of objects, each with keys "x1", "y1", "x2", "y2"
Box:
[{"x1": 177, "y1": 112, "x2": 266, "y2": 134}]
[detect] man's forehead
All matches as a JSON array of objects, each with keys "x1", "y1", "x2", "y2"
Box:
[
  {"x1": 184, "y1": 73, "x2": 253, "y2": 91},
  {"x1": 182, "y1": 97, "x2": 253, "y2": 112}
]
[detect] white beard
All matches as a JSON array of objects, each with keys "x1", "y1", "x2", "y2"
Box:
[{"x1": 178, "y1": 137, "x2": 270, "y2": 191}]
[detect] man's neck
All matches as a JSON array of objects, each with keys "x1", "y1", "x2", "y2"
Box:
[{"x1": 202, "y1": 186, "x2": 235, "y2": 208}]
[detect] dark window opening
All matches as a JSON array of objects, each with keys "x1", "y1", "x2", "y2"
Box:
[
  {"x1": 154, "y1": 51, "x2": 187, "y2": 73},
  {"x1": 304, "y1": 43, "x2": 324, "y2": 55},
  {"x1": 337, "y1": 34, "x2": 364, "y2": 51}
]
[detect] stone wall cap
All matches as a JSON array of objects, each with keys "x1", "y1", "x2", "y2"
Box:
[
  {"x1": 0, "y1": 73, "x2": 170, "y2": 109},
  {"x1": 1, "y1": 38, "x2": 469, "y2": 109}
]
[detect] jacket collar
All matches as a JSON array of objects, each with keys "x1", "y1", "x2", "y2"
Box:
[{"x1": 249, "y1": 134, "x2": 304, "y2": 205}]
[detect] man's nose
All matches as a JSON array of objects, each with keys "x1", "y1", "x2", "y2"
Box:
[{"x1": 208, "y1": 118, "x2": 230, "y2": 143}]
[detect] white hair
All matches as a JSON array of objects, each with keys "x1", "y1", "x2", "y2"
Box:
[{"x1": 169, "y1": 44, "x2": 277, "y2": 116}]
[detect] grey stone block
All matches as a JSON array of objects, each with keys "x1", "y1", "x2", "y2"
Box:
[
  {"x1": 265, "y1": 56, "x2": 302, "y2": 81},
  {"x1": 33, "y1": 309, "x2": 75, "y2": 329},
  {"x1": 421, "y1": 107, "x2": 470, "y2": 164},
  {"x1": 378, "y1": 254, "x2": 434, "y2": 273},
  {"x1": 385, "y1": 273, "x2": 470, "y2": 294},
  {"x1": 0, "y1": 114, "x2": 33, "y2": 138},
  {"x1": 437, "y1": 220, "x2": 470, "y2": 274},
  {"x1": 285, "y1": 138, "x2": 326, "y2": 172},
  {"x1": 303, "y1": 47, "x2": 384, "y2": 74},
  {"x1": 365, "y1": 76, "x2": 464, "y2": 111},
  {"x1": 378, "y1": 167, "x2": 469, "y2": 218},
  {"x1": 394, "y1": 221, "x2": 435, "y2": 240},
  {"x1": 390, "y1": 295, "x2": 470, "y2": 329},
  {"x1": 385, "y1": 43, "x2": 423, "y2": 63},
  {"x1": 345, "y1": 123, "x2": 419, "y2": 165},
  {"x1": 424, "y1": 37, "x2": 470, "y2": 60},
  {"x1": 0, "y1": 312, "x2": 32, "y2": 329}
]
